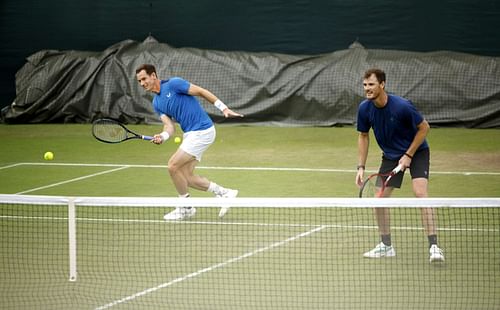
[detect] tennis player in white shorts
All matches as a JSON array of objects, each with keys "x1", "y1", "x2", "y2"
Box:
[{"x1": 135, "y1": 64, "x2": 244, "y2": 220}]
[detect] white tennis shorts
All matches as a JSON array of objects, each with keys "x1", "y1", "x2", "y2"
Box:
[{"x1": 179, "y1": 126, "x2": 216, "y2": 162}]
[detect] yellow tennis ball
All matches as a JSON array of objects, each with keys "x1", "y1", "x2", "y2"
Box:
[
  {"x1": 174, "y1": 137, "x2": 181, "y2": 144},
  {"x1": 44, "y1": 151, "x2": 54, "y2": 161}
]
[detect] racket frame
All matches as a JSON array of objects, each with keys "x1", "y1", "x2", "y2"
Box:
[
  {"x1": 359, "y1": 164, "x2": 403, "y2": 198},
  {"x1": 92, "y1": 118, "x2": 153, "y2": 144}
]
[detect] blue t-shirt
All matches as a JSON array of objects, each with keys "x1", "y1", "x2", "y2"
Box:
[
  {"x1": 357, "y1": 94, "x2": 429, "y2": 160},
  {"x1": 152, "y1": 77, "x2": 213, "y2": 132}
]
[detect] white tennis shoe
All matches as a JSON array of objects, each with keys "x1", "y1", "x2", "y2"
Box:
[
  {"x1": 429, "y1": 244, "x2": 445, "y2": 263},
  {"x1": 163, "y1": 207, "x2": 196, "y2": 221},
  {"x1": 217, "y1": 189, "x2": 238, "y2": 218},
  {"x1": 363, "y1": 242, "x2": 396, "y2": 258}
]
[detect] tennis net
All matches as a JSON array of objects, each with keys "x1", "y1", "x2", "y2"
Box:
[{"x1": 1, "y1": 194, "x2": 499, "y2": 310}]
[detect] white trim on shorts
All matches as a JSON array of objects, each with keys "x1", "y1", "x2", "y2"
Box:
[{"x1": 179, "y1": 126, "x2": 216, "y2": 162}]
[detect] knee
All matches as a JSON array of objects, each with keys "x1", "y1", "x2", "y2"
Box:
[
  {"x1": 413, "y1": 188, "x2": 428, "y2": 198},
  {"x1": 167, "y1": 160, "x2": 180, "y2": 175},
  {"x1": 412, "y1": 179, "x2": 428, "y2": 198}
]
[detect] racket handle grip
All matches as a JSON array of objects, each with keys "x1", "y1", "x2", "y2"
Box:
[
  {"x1": 142, "y1": 135, "x2": 153, "y2": 141},
  {"x1": 393, "y1": 164, "x2": 403, "y2": 174}
]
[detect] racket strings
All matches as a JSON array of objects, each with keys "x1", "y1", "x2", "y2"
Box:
[
  {"x1": 93, "y1": 121, "x2": 128, "y2": 143},
  {"x1": 360, "y1": 178, "x2": 377, "y2": 198}
]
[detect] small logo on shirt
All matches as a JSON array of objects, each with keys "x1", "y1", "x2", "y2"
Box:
[{"x1": 166, "y1": 92, "x2": 172, "y2": 98}]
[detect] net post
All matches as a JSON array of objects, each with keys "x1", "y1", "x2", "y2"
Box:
[{"x1": 68, "y1": 197, "x2": 77, "y2": 282}]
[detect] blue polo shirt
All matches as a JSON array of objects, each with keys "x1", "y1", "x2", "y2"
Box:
[
  {"x1": 152, "y1": 77, "x2": 213, "y2": 132},
  {"x1": 357, "y1": 94, "x2": 429, "y2": 160}
]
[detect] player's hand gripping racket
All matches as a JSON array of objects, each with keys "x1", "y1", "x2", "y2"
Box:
[
  {"x1": 92, "y1": 119, "x2": 153, "y2": 144},
  {"x1": 359, "y1": 164, "x2": 403, "y2": 198}
]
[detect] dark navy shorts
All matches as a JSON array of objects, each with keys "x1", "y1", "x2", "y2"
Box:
[{"x1": 379, "y1": 148, "x2": 430, "y2": 188}]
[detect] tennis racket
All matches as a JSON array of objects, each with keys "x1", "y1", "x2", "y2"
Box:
[
  {"x1": 359, "y1": 164, "x2": 403, "y2": 198},
  {"x1": 92, "y1": 119, "x2": 153, "y2": 144}
]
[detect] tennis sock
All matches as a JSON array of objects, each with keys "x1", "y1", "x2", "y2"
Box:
[
  {"x1": 428, "y1": 234, "x2": 438, "y2": 248},
  {"x1": 381, "y1": 234, "x2": 392, "y2": 247},
  {"x1": 178, "y1": 193, "x2": 192, "y2": 209},
  {"x1": 208, "y1": 182, "x2": 225, "y2": 196}
]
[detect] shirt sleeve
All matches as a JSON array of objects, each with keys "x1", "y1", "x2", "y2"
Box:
[
  {"x1": 168, "y1": 77, "x2": 190, "y2": 95},
  {"x1": 356, "y1": 101, "x2": 371, "y2": 132},
  {"x1": 401, "y1": 100, "x2": 424, "y2": 131}
]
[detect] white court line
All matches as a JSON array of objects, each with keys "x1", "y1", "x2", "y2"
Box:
[
  {"x1": 1, "y1": 215, "x2": 498, "y2": 233},
  {"x1": 94, "y1": 225, "x2": 326, "y2": 310},
  {"x1": 5, "y1": 162, "x2": 500, "y2": 176},
  {"x1": 0, "y1": 163, "x2": 24, "y2": 170},
  {"x1": 15, "y1": 166, "x2": 130, "y2": 195}
]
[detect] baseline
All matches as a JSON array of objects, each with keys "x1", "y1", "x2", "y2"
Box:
[{"x1": 7, "y1": 162, "x2": 500, "y2": 176}]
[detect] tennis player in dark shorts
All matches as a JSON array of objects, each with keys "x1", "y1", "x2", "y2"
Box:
[
  {"x1": 355, "y1": 68, "x2": 444, "y2": 263},
  {"x1": 381, "y1": 148, "x2": 430, "y2": 188}
]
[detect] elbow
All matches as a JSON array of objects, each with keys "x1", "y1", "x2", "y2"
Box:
[
  {"x1": 423, "y1": 120, "x2": 430, "y2": 134},
  {"x1": 418, "y1": 120, "x2": 430, "y2": 134}
]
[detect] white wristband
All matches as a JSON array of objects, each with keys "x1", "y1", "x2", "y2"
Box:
[
  {"x1": 159, "y1": 131, "x2": 170, "y2": 141},
  {"x1": 214, "y1": 99, "x2": 228, "y2": 112}
]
